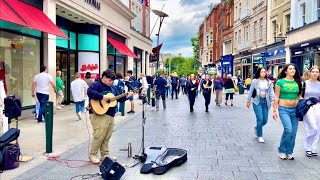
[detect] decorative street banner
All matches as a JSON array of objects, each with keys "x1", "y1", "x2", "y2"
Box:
[{"x1": 78, "y1": 52, "x2": 99, "y2": 79}]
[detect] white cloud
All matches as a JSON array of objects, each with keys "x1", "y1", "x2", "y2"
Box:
[{"x1": 162, "y1": 46, "x2": 194, "y2": 57}]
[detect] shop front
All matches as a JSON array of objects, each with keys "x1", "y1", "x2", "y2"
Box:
[
  {"x1": 290, "y1": 40, "x2": 320, "y2": 74},
  {"x1": 265, "y1": 43, "x2": 286, "y2": 78},
  {"x1": 0, "y1": 0, "x2": 67, "y2": 107},
  {"x1": 133, "y1": 47, "x2": 143, "y2": 77},
  {"x1": 221, "y1": 54, "x2": 234, "y2": 76},
  {"x1": 252, "y1": 54, "x2": 264, "y2": 75}
]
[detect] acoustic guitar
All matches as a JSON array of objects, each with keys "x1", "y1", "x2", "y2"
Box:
[{"x1": 90, "y1": 92, "x2": 129, "y2": 115}]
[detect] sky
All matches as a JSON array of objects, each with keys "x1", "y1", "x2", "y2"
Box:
[{"x1": 150, "y1": 0, "x2": 221, "y2": 57}]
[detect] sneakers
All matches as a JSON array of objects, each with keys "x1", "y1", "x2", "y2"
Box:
[
  {"x1": 306, "y1": 151, "x2": 312, "y2": 157},
  {"x1": 89, "y1": 155, "x2": 100, "y2": 164},
  {"x1": 156, "y1": 108, "x2": 159, "y2": 111},
  {"x1": 312, "y1": 151, "x2": 318, "y2": 156},
  {"x1": 287, "y1": 154, "x2": 294, "y2": 160},
  {"x1": 127, "y1": 110, "x2": 135, "y2": 114},
  {"x1": 279, "y1": 153, "x2": 287, "y2": 160},
  {"x1": 56, "y1": 106, "x2": 62, "y2": 110},
  {"x1": 76, "y1": 112, "x2": 82, "y2": 121},
  {"x1": 258, "y1": 137, "x2": 264, "y2": 143}
]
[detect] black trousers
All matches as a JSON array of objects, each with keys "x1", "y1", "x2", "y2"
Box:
[
  {"x1": 226, "y1": 93, "x2": 234, "y2": 100},
  {"x1": 171, "y1": 84, "x2": 178, "y2": 99},
  {"x1": 181, "y1": 85, "x2": 186, "y2": 94},
  {"x1": 188, "y1": 92, "x2": 196, "y2": 111},
  {"x1": 203, "y1": 92, "x2": 211, "y2": 110}
]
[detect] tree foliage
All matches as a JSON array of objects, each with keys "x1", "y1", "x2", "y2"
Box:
[
  {"x1": 164, "y1": 56, "x2": 199, "y2": 77},
  {"x1": 190, "y1": 34, "x2": 200, "y2": 61}
]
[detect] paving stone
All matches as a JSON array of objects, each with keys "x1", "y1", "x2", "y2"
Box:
[
  {"x1": 198, "y1": 170, "x2": 234, "y2": 180},
  {"x1": 218, "y1": 159, "x2": 251, "y2": 166},
  {"x1": 233, "y1": 171, "x2": 258, "y2": 180},
  {"x1": 259, "y1": 166, "x2": 282, "y2": 173},
  {"x1": 239, "y1": 166, "x2": 261, "y2": 172},
  {"x1": 255, "y1": 172, "x2": 295, "y2": 180}
]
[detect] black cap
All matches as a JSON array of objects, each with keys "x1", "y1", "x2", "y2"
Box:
[{"x1": 86, "y1": 72, "x2": 91, "y2": 76}]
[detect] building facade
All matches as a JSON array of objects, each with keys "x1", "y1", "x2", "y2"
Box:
[
  {"x1": 265, "y1": 0, "x2": 291, "y2": 78},
  {"x1": 0, "y1": 0, "x2": 152, "y2": 107},
  {"x1": 218, "y1": 2, "x2": 234, "y2": 76},
  {"x1": 286, "y1": 0, "x2": 320, "y2": 74},
  {"x1": 149, "y1": 53, "x2": 172, "y2": 75}
]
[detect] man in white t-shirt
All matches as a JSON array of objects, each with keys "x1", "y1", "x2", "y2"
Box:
[{"x1": 32, "y1": 65, "x2": 56, "y2": 123}]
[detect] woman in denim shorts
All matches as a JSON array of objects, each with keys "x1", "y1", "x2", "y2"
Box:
[{"x1": 273, "y1": 64, "x2": 302, "y2": 160}]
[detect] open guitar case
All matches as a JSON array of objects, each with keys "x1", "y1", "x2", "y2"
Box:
[{"x1": 140, "y1": 147, "x2": 187, "y2": 175}]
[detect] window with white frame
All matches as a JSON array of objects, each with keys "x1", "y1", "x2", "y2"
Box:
[
  {"x1": 146, "y1": 11, "x2": 150, "y2": 37},
  {"x1": 235, "y1": 6, "x2": 238, "y2": 19},
  {"x1": 206, "y1": 53, "x2": 209, "y2": 62},
  {"x1": 235, "y1": 32, "x2": 238, "y2": 45},
  {"x1": 285, "y1": 14, "x2": 290, "y2": 33},
  {"x1": 131, "y1": 1, "x2": 142, "y2": 32},
  {"x1": 206, "y1": 35, "x2": 209, "y2": 46},
  {"x1": 245, "y1": 26, "x2": 249, "y2": 42},
  {"x1": 239, "y1": 30, "x2": 241, "y2": 43},
  {"x1": 254, "y1": 21, "x2": 257, "y2": 41},
  {"x1": 300, "y1": 3, "x2": 306, "y2": 26},
  {"x1": 210, "y1": 50, "x2": 213, "y2": 62},
  {"x1": 260, "y1": 18, "x2": 263, "y2": 39},
  {"x1": 239, "y1": 3, "x2": 241, "y2": 18},
  {"x1": 210, "y1": 32, "x2": 213, "y2": 44},
  {"x1": 272, "y1": 20, "x2": 277, "y2": 42}
]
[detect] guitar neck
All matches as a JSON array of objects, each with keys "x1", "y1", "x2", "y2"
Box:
[{"x1": 109, "y1": 93, "x2": 128, "y2": 101}]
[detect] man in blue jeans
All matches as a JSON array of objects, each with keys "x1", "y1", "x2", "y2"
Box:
[
  {"x1": 32, "y1": 65, "x2": 57, "y2": 123},
  {"x1": 154, "y1": 73, "x2": 168, "y2": 111}
]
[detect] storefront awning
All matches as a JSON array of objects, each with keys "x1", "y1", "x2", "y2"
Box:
[
  {"x1": 107, "y1": 37, "x2": 139, "y2": 59},
  {"x1": 4, "y1": 0, "x2": 69, "y2": 39},
  {"x1": 0, "y1": 0, "x2": 26, "y2": 27}
]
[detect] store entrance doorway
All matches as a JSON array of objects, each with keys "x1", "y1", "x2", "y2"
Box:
[{"x1": 56, "y1": 50, "x2": 76, "y2": 104}]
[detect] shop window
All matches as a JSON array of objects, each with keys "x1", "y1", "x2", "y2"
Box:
[
  {"x1": 56, "y1": 29, "x2": 68, "y2": 49},
  {"x1": 78, "y1": 34, "x2": 99, "y2": 52},
  {"x1": 0, "y1": 30, "x2": 40, "y2": 106}
]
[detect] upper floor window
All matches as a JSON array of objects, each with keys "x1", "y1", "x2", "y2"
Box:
[
  {"x1": 300, "y1": 3, "x2": 306, "y2": 26},
  {"x1": 235, "y1": 32, "x2": 238, "y2": 44},
  {"x1": 239, "y1": 3, "x2": 242, "y2": 18},
  {"x1": 285, "y1": 14, "x2": 290, "y2": 33},
  {"x1": 317, "y1": 0, "x2": 320, "y2": 20},
  {"x1": 272, "y1": 20, "x2": 277, "y2": 42},
  {"x1": 210, "y1": 32, "x2": 213, "y2": 44},
  {"x1": 260, "y1": 18, "x2": 263, "y2": 39},
  {"x1": 244, "y1": 26, "x2": 249, "y2": 42},
  {"x1": 272, "y1": 0, "x2": 277, "y2": 8},
  {"x1": 254, "y1": 21, "x2": 257, "y2": 41},
  {"x1": 235, "y1": 6, "x2": 238, "y2": 19}
]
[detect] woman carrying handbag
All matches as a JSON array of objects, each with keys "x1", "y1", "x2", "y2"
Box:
[{"x1": 247, "y1": 67, "x2": 275, "y2": 143}]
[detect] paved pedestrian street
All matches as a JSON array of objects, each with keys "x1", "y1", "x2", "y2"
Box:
[{"x1": 15, "y1": 94, "x2": 320, "y2": 180}]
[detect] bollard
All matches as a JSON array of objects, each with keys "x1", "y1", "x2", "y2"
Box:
[
  {"x1": 45, "y1": 101, "x2": 54, "y2": 153},
  {"x1": 119, "y1": 90, "x2": 125, "y2": 116},
  {"x1": 147, "y1": 84, "x2": 151, "y2": 103}
]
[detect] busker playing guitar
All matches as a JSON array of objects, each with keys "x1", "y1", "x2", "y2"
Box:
[{"x1": 87, "y1": 69, "x2": 133, "y2": 164}]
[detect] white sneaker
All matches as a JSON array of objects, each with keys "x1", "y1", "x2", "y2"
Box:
[
  {"x1": 56, "y1": 106, "x2": 62, "y2": 110},
  {"x1": 258, "y1": 137, "x2": 264, "y2": 143},
  {"x1": 89, "y1": 155, "x2": 100, "y2": 164},
  {"x1": 279, "y1": 153, "x2": 287, "y2": 160},
  {"x1": 76, "y1": 112, "x2": 82, "y2": 120}
]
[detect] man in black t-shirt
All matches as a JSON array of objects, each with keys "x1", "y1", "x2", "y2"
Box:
[
  {"x1": 171, "y1": 73, "x2": 179, "y2": 99},
  {"x1": 154, "y1": 73, "x2": 168, "y2": 111}
]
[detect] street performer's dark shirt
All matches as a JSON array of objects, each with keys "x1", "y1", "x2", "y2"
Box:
[{"x1": 87, "y1": 78, "x2": 127, "y2": 117}]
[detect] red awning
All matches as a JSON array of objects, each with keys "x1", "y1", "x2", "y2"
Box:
[
  {"x1": 0, "y1": 0, "x2": 26, "y2": 27},
  {"x1": 4, "y1": 0, "x2": 68, "y2": 39},
  {"x1": 107, "y1": 37, "x2": 139, "y2": 59}
]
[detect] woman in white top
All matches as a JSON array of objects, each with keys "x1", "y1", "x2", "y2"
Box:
[
  {"x1": 302, "y1": 66, "x2": 320, "y2": 157},
  {"x1": 140, "y1": 74, "x2": 149, "y2": 95},
  {"x1": 247, "y1": 67, "x2": 275, "y2": 143},
  {"x1": 71, "y1": 72, "x2": 89, "y2": 120}
]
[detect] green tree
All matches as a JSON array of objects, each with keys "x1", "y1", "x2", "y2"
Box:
[
  {"x1": 190, "y1": 34, "x2": 200, "y2": 61},
  {"x1": 165, "y1": 56, "x2": 199, "y2": 76}
]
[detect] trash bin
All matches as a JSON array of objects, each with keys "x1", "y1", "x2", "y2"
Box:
[{"x1": 238, "y1": 83, "x2": 245, "y2": 94}]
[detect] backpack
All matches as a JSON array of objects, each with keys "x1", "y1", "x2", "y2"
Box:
[
  {"x1": 214, "y1": 79, "x2": 223, "y2": 90},
  {"x1": 171, "y1": 77, "x2": 177, "y2": 85},
  {"x1": 0, "y1": 144, "x2": 20, "y2": 172},
  {"x1": 4, "y1": 95, "x2": 22, "y2": 123},
  {"x1": 130, "y1": 77, "x2": 141, "y2": 89},
  {"x1": 116, "y1": 80, "x2": 125, "y2": 93}
]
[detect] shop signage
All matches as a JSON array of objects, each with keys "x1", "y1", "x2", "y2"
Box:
[
  {"x1": 267, "y1": 47, "x2": 286, "y2": 57},
  {"x1": 241, "y1": 57, "x2": 251, "y2": 64},
  {"x1": 253, "y1": 55, "x2": 264, "y2": 64},
  {"x1": 85, "y1": 0, "x2": 101, "y2": 11},
  {"x1": 78, "y1": 52, "x2": 100, "y2": 79},
  {"x1": 301, "y1": 43, "x2": 309, "y2": 47}
]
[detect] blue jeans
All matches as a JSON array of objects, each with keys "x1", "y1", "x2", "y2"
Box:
[
  {"x1": 75, "y1": 101, "x2": 85, "y2": 113},
  {"x1": 36, "y1": 93, "x2": 49, "y2": 122},
  {"x1": 278, "y1": 106, "x2": 299, "y2": 155},
  {"x1": 253, "y1": 97, "x2": 268, "y2": 137},
  {"x1": 156, "y1": 90, "x2": 166, "y2": 109}
]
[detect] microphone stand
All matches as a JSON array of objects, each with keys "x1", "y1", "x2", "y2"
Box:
[{"x1": 125, "y1": 81, "x2": 148, "y2": 163}]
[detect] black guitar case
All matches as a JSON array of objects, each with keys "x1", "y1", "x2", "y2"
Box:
[{"x1": 140, "y1": 147, "x2": 187, "y2": 175}]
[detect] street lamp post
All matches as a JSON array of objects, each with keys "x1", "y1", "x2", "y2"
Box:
[{"x1": 153, "y1": 9, "x2": 168, "y2": 76}]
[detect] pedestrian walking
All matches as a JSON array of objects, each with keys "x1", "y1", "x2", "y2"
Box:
[
  {"x1": 213, "y1": 74, "x2": 223, "y2": 106},
  {"x1": 180, "y1": 75, "x2": 187, "y2": 94},
  {"x1": 87, "y1": 69, "x2": 133, "y2": 164},
  {"x1": 245, "y1": 75, "x2": 252, "y2": 92},
  {"x1": 171, "y1": 73, "x2": 179, "y2": 99},
  {"x1": 31, "y1": 65, "x2": 57, "y2": 123},
  {"x1": 126, "y1": 70, "x2": 139, "y2": 114},
  {"x1": 202, "y1": 74, "x2": 213, "y2": 112},
  {"x1": 113, "y1": 73, "x2": 125, "y2": 113},
  {"x1": 71, "y1": 72, "x2": 88, "y2": 120},
  {"x1": 273, "y1": 63, "x2": 302, "y2": 160},
  {"x1": 154, "y1": 73, "x2": 167, "y2": 111},
  {"x1": 224, "y1": 74, "x2": 235, "y2": 106},
  {"x1": 301, "y1": 66, "x2": 320, "y2": 157},
  {"x1": 246, "y1": 67, "x2": 275, "y2": 143},
  {"x1": 186, "y1": 74, "x2": 199, "y2": 112},
  {"x1": 56, "y1": 70, "x2": 64, "y2": 110},
  {"x1": 84, "y1": 72, "x2": 94, "y2": 86},
  {"x1": 139, "y1": 74, "x2": 149, "y2": 96},
  {"x1": 165, "y1": 75, "x2": 171, "y2": 98}
]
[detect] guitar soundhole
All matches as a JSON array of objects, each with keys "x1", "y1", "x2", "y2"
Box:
[{"x1": 107, "y1": 100, "x2": 111, "y2": 103}]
